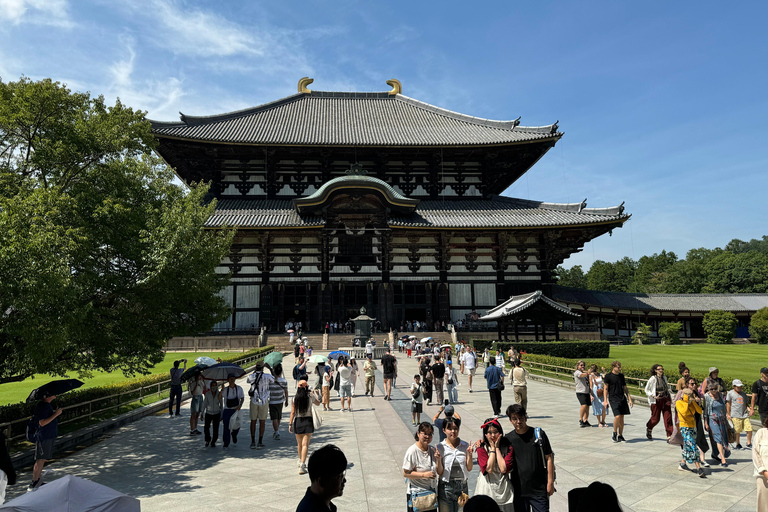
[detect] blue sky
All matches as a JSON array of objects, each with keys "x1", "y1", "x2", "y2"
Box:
[{"x1": 2, "y1": 0, "x2": 766, "y2": 269}]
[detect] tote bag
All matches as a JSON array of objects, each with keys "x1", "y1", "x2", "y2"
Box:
[{"x1": 312, "y1": 405, "x2": 323, "y2": 429}]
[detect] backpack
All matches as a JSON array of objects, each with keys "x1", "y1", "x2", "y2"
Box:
[
  {"x1": 26, "y1": 414, "x2": 40, "y2": 443},
  {"x1": 534, "y1": 427, "x2": 556, "y2": 483},
  {"x1": 292, "y1": 365, "x2": 299, "y2": 380}
]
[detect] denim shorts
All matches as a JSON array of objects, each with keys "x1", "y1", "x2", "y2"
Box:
[
  {"x1": 340, "y1": 384, "x2": 352, "y2": 398},
  {"x1": 190, "y1": 395, "x2": 204, "y2": 413}
]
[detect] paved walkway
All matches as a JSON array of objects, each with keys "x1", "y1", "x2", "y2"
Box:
[{"x1": 5, "y1": 352, "x2": 759, "y2": 511}]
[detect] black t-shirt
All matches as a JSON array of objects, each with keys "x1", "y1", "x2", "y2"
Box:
[
  {"x1": 604, "y1": 372, "x2": 627, "y2": 403},
  {"x1": 505, "y1": 427, "x2": 552, "y2": 497},
  {"x1": 753, "y1": 379, "x2": 768, "y2": 415},
  {"x1": 294, "y1": 345, "x2": 301, "y2": 357},
  {"x1": 381, "y1": 354, "x2": 396, "y2": 374},
  {"x1": 431, "y1": 363, "x2": 446, "y2": 379},
  {"x1": 35, "y1": 401, "x2": 58, "y2": 440},
  {"x1": 296, "y1": 486, "x2": 337, "y2": 512}
]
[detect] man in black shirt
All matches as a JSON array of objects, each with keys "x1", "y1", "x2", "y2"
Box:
[
  {"x1": 602, "y1": 360, "x2": 633, "y2": 443},
  {"x1": 381, "y1": 348, "x2": 397, "y2": 401},
  {"x1": 431, "y1": 355, "x2": 446, "y2": 405},
  {"x1": 751, "y1": 367, "x2": 768, "y2": 425},
  {"x1": 505, "y1": 404, "x2": 554, "y2": 512},
  {"x1": 296, "y1": 444, "x2": 347, "y2": 512}
]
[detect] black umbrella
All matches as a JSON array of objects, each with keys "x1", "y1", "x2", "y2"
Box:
[
  {"x1": 179, "y1": 364, "x2": 208, "y2": 383},
  {"x1": 26, "y1": 379, "x2": 84, "y2": 403},
  {"x1": 200, "y1": 362, "x2": 245, "y2": 381}
]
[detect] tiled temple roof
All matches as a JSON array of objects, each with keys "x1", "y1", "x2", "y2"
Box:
[
  {"x1": 481, "y1": 290, "x2": 579, "y2": 321},
  {"x1": 150, "y1": 91, "x2": 561, "y2": 147},
  {"x1": 551, "y1": 285, "x2": 768, "y2": 312},
  {"x1": 204, "y1": 196, "x2": 627, "y2": 229}
]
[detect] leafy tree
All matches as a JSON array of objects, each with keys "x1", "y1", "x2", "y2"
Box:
[
  {"x1": 0, "y1": 77, "x2": 234, "y2": 384},
  {"x1": 702, "y1": 310, "x2": 737, "y2": 344},
  {"x1": 658, "y1": 322, "x2": 682, "y2": 345},
  {"x1": 702, "y1": 251, "x2": 768, "y2": 293},
  {"x1": 750, "y1": 307, "x2": 768, "y2": 344},
  {"x1": 585, "y1": 258, "x2": 637, "y2": 292},
  {"x1": 724, "y1": 236, "x2": 768, "y2": 255},
  {"x1": 632, "y1": 250, "x2": 677, "y2": 293},
  {"x1": 632, "y1": 323, "x2": 652, "y2": 345},
  {"x1": 555, "y1": 265, "x2": 586, "y2": 288}
]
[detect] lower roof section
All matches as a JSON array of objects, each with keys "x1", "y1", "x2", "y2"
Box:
[
  {"x1": 552, "y1": 285, "x2": 768, "y2": 313},
  {"x1": 204, "y1": 195, "x2": 628, "y2": 230}
]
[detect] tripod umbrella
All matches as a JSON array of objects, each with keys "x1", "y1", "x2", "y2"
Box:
[
  {"x1": 27, "y1": 379, "x2": 84, "y2": 403},
  {"x1": 200, "y1": 363, "x2": 245, "y2": 381}
]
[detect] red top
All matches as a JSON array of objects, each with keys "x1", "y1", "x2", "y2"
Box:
[{"x1": 477, "y1": 445, "x2": 514, "y2": 475}]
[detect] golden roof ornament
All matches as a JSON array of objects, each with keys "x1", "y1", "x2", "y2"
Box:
[
  {"x1": 386, "y1": 79, "x2": 402, "y2": 96},
  {"x1": 298, "y1": 77, "x2": 314, "y2": 94}
]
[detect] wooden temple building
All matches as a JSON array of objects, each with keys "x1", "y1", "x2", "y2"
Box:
[{"x1": 150, "y1": 78, "x2": 630, "y2": 333}]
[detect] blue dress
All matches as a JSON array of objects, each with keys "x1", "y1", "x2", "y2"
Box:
[{"x1": 704, "y1": 393, "x2": 731, "y2": 458}]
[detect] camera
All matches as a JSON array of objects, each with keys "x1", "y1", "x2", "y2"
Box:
[{"x1": 444, "y1": 399, "x2": 450, "y2": 406}]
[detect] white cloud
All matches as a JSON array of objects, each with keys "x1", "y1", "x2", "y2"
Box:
[{"x1": 0, "y1": 0, "x2": 73, "y2": 28}]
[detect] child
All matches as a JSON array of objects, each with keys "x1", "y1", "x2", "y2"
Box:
[
  {"x1": 411, "y1": 374, "x2": 424, "y2": 425},
  {"x1": 726, "y1": 379, "x2": 753, "y2": 449}
]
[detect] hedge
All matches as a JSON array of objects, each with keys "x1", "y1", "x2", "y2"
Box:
[
  {"x1": 0, "y1": 346, "x2": 275, "y2": 433},
  {"x1": 495, "y1": 341, "x2": 609, "y2": 359},
  {"x1": 521, "y1": 353, "x2": 749, "y2": 393}
]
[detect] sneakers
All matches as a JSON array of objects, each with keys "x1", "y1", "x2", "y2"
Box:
[
  {"x1": 612, "y1": 432, "x2": 619, "y2": 443},
  {"x1": 698, "y1": 468, "x2": 706, "y2": 478},
  {"x1": 232, "y1": 433, "x2": 238, "y2": 444},
  {"x1": 28, "y1": 479, "x2": 40, "y2": 492},
  {"x1": 299, "y1": 463, "x2": 307, "y2": 475},
  {"x1": 210, "y1": 442, "x2": 216, "y2": 448},
  {"x1": 257, "y1": 442, "x2": 265, "y2": 450},
  {"x1": 579, "y1": 420, "x2": 585, "y2": 428},
  {"x1": 701, "y1": 461, "x2": 710, "y2": 468},
  {"x1": 205, "y1": 440, "x2": 210, "y2": 447},
  {"x1": 678, "y1": 463, "x2": 689, "y2": 471},
  {"x1": 735, "y1": 443, "x2": 743, "y2": 450},
  {"x1": 273, "y1": 431, "x2": 280, "y2": 440},
  {"x1": 646, "y1": 429, "x2": 652, "y2": 440},
  {"x1": 250, "y1": 441, "x2": 256, "y2": 449},
  {"x1": 747, "y1": 443, "x2": 753, "y2": 449},
  {"x1": 617, "y1": 435, "x2": 626, "y2": 442},
  {"x1": 297, "y1": 459, "x2": 303, "y2": 467},
  {"x1": 583, "y1": 421, "x2": 591, "y2": 427}
]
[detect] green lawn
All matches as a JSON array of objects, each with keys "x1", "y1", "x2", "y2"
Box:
[
  {"x1": 0, "y1": 351, "x2": 236, "y2": 406},
  {"x1": 590, "y1": 344, "x2": 767, "y2": 383}
]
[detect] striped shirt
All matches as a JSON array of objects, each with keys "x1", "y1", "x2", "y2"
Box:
[{"x1": 269, "y1": 377, "x2": 288, "y2": 405}]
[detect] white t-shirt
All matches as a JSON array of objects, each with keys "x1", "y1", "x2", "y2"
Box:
[
  {"x1": 403, "y1": 444, "x2": 437, "y2": 491},
  {"x1": 339, "y1": 365, "x2": 352, "y2": 386},
  {"x1": 247, "y1": 371, "x2": 275, "y2": 405},
  {"x1": 411, "y1": 383, "x2": 424, "y2": 403},
  {"x1": 366, "y1": 343, "x2": 373, "y2": 354},
  {"x1": 461, "y1": 351, "x2": 476, "y2": 370}
]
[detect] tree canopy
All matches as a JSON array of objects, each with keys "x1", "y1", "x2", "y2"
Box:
[
  {"x1": 556, "y1": 238, "x2": 768, "y2": 294},
  {"x1": 0, "y1": 77, "x2": 234, "y2": 384}
]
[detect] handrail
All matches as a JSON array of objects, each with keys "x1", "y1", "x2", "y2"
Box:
[{"x1": 1, "y1": 348, "x2": 275, "y2": 451}]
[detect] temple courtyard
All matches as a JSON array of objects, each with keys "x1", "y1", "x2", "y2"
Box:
[{"x1": 5, "y1": 352, "x2": 758, "y2": 511}]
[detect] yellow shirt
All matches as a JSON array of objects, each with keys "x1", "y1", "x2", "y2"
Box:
[
  {"x1": 675, "y1": 393, "x2": 702, "y2": 428},
  {"x1": 364, "y1": 360, "x2": 377, "y2": 377}
]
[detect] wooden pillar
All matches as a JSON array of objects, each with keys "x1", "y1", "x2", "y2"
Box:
[
  {"x1": 542, "y1": 323, "x2": 547, "y2": 342},
  {"x1": 497, "y1": 321, "x2": 503, "y2": 341},
  {"x1": 514, "y1": 319, "x2": 520, "y2": 343},
  {"x1": 555, "y1": 323, "x2": 560, "y2": 341},
  {"x1": 534, "y1": 323, "x2": 539, "y2": 341}
]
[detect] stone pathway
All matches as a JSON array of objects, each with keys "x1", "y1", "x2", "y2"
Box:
[{"x1": 5, "y1": 352, "x2": 759, "y2": 511}]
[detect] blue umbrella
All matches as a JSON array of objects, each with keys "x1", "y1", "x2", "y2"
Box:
[{"x1": 328, "y1": 350, "x2": 350, "y2": 360}]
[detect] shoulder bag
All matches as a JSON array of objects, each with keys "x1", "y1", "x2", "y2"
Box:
[
  {"x1": 312, "y1": 403, "x2": 323, "y2": 429},
  {"x1": 408, "y1": 447, "x2": 437, "y2": 511}
]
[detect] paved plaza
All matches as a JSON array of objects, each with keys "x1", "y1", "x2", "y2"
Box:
[{"x1": 5, "y1": 352, "x2": 760, "y2": 511}]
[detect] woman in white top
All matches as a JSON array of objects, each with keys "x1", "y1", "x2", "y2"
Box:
[
  {"x1": 590, "y1": 364, "x2": 608, "y2": 427},
  {"x1": 338, "y1": 358, "x2": 353, "y2": 412},
  {"x1": 349, "y1": 357, "x2": 359, "y2": 397},
  {"x1": 752, "y1": 416, "x2": 768, "y2": 511},
  {"x1": 436, "y1": 417, "x2": 473, "y2": 512},
  {"x1": 322, "y1": 365, "x2": 333, "y2": 411},
  {"x1": 402, "y1": 422, "x2": 438, "y2": 512}
]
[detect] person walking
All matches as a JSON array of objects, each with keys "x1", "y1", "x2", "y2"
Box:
[
  {"x1": 339, "y1": 357, "x2": 353, "y2": 412},
  {"x1": 573, "y1": 361, "x2": 593, "y2": 428},
  {"x1": 381, "y1": 348, "x2": 397, "y2": 401},
  {"x1": 294, "y1": 357, "x2": 308, "y2": 389},
  {"x1": 512, "y1": 359, "x2": 529, "y2": 411},
  {"x1": 461, "y1": 347, "x2": 477, "y2": 393},
  {"x1": 269, "y1": 363, "x2": 289, "y2": 440},
  {"x1": 222, "y1": 373, "x2": 244, "y2": 448},
  {"x1": 644, "y1": 364, "x2": 673, "y2": 441},
  {"x1": 589, "y1": 365, "x2": 607, "y2": 427},
  {"x1": 445, "y1": 360, "x2": 459, "y2": 404},
  {"x1": 474, "y1": 417, "x2": 514, "y2": 512},
  {"x1": 436, "y1": 417, "x2": 473, "y2": 512},
  {"x1": 247, "y1": 361, "x2": 275, "y2": 450},
  {"x1": 704, "y1": 381, "x2": 731, "y2": 466},
  {"x1": 727, "y1": 379, "x2": 753, "y2": 449},
  {"x1": 322, "y1": 364, "x2": 333, "y2": 411},
  {"x1": 402, "y1": 422, "x2": 439, "y2": 512},
  {"x1": 603, "y1": 360, "x2": 633, "y2": 442},
  {"x1": 676, "y1": 363, "x2": 690, "y2": 391},
  {"x1": 289, "y1": 380, "x2": 321, "y2": 475},
  {"x1": 202, "y1": 380, "x2": 223, "y2": 447},
  {"x1": 411, "y1": 374, "x2": 425, "y2": 425},
  {"x1": 675, "y1": 376, "x2": 706, "y2": 477},
  {"x1": 675, "y1": 376, "x2": 712, "y2": 468},
  {"x1": 485, "y1": 356, "x2": 505, "y2": 418},
  {"x1": 432, "y1": 355, "x2": 446, "y2": 406},
  {"x1": 751, "y1": 417, "x2": 768, "y2": 511},
  {"x1": 188, "y1": 373, "x2": 206, "y2": 435},
  {"x1": 483, "y1": 349, "x2": 490, "y2": 369},
  {"x1": 752, "y1": 367, "x2": 768, "y2": 426},
  {"x1": 349, "y1": 357, "x2": 359, "y2": 397},
  {"x1": 505, "y1": 404, "x2": 555, "y2": 512},
  {"x1": 28, "y1": 394, "x2": 62, "y2": 491},
  {"x1": 420, "y1": 355, "x2": 434, "y2": 406},
  {"x1": 364, "y1": 355, "x2": 377, "y2": 396},
  {"x1": 700, "y1": 367, "x2": 726, "y2": 395},
  {"x1": 169, "y1": 359, "x2": 186, "y2": 417}
]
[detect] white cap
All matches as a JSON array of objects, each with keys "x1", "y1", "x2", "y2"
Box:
[{"x1": 732, "y1": 379, "x2": 743, "y2": 387}]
